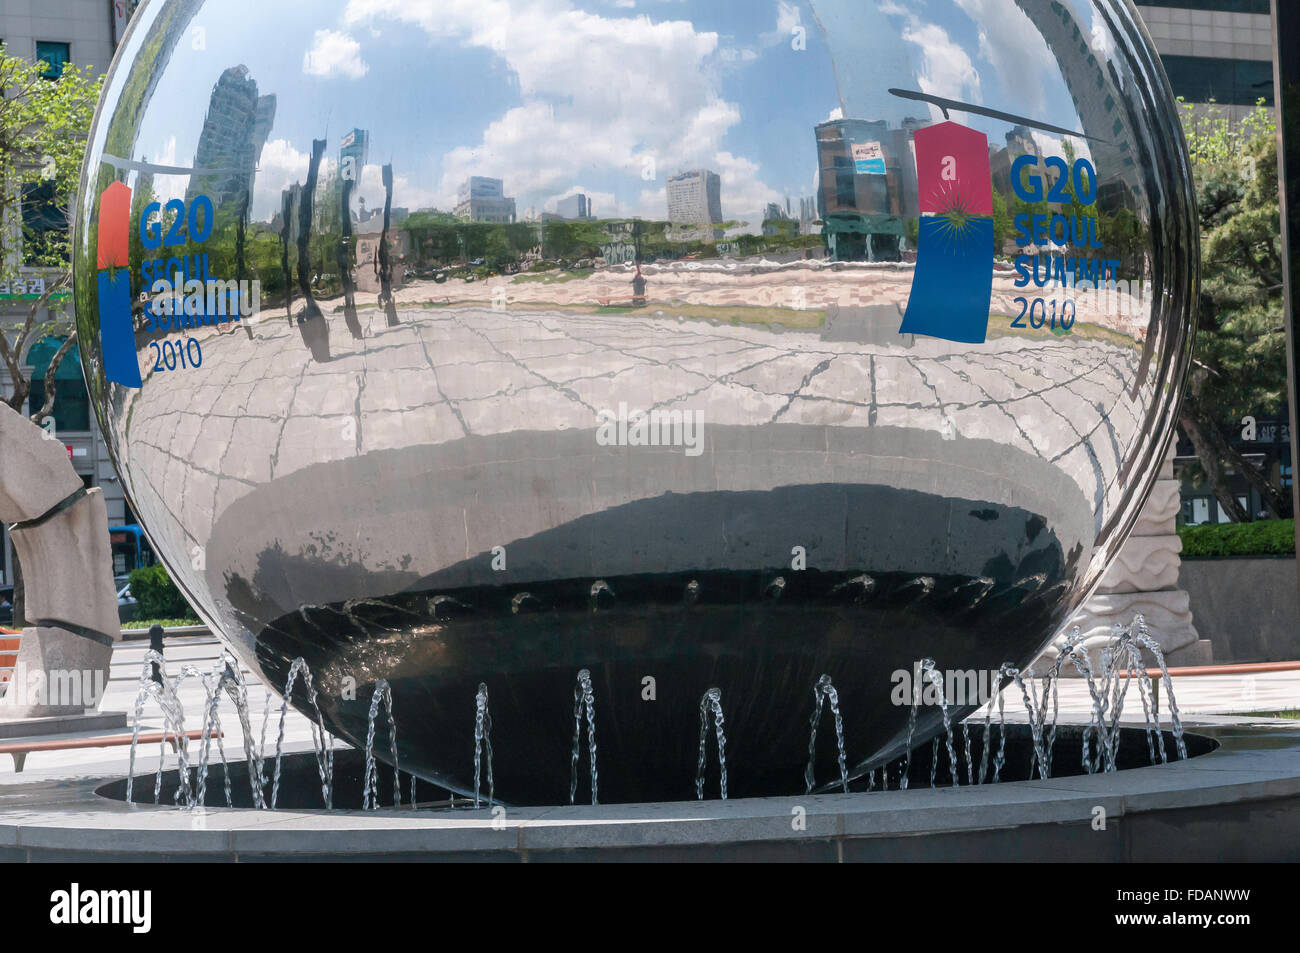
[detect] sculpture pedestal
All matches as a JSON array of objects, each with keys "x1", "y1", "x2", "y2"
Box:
[{"x1": 1045, "y1": 443, "x2": 1212, "y2": 672}]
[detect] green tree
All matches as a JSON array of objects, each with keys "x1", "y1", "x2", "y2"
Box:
[
  {"x1": 991, "y1": 190, "x2": 1012, "y2": 254},
  {"x1": 128, "y1": 564, "x2": 198, "y2": 622},
  {"x1": 0, "y1": 50, "x2": 102, "y2": 420},
  {"x1": 1178, "y1": 100, "x2": 1288, "y2": 521}
]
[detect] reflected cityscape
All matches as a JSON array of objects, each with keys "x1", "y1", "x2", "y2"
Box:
[{"x1": 71, "y1": 0, "x2": 1196, "y2": 801}]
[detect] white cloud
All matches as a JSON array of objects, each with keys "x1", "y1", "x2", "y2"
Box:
[
  {"x1": 148, "y1": 135, "x2": 187, "y2": 204},
  {"x1": 711, "y1": 150, "x2": 780, "y2": 223},
  {"x1": 250, "y1": 138, "x2": 309, "y2": 220},
  {"x1": 901, "y1": 22, "x2": 982, "y2": 107},
  {"x1": 342, "y1": 0, "x2": 782, "y2": 220},
  {"x1": 759, "y1": 1, "x2": 802, "y2": 48},
  {"x1": 1030, "y1": 130, "x2": 1094, "y2": 167},
  {"x1": 356, "y1": 161, "x2": 441, "y2": 214},
  {"x1": 303, "y1": 29, "x2": 370, "y2": 80},
  {"x1": 1090, "y1": 19, "x2": 1115, "y2": 62},
  {"x1": 954, "y1": 0, "x2": 1057, "y2": 116}
]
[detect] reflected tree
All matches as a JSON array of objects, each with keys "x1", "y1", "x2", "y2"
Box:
[
  {"x1": 296, "y1": 138, "x2": 326, "y2": 322},
  {"x1": 378, "y1": 163, "x2": 399, "y2": 327},
  {"x1": 338, "y1": 160, "x2": 361, "y2": 339},
  {"x1": 280, "y1": 188, "x2": 294, "y2": 324}
]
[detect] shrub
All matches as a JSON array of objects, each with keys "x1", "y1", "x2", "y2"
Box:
[
  {"x1": 1178, "y1": 519, "x2": 1296, "y2": 559},
  {"x1": 127, "y1": 564, "x2": 196, "y2": 620}
]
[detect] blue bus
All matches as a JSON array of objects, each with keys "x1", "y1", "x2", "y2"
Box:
[{"x1": 109, "y1": 525, "x2": 155, "y2": 577}]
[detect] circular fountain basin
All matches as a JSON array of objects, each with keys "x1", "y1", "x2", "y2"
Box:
[
  {"x1": 92, "y1": 723, "x2": 1219, "y2": 809},
  {"x1": 2, "y1": 718, "x2": 1297, "y2": 861}
]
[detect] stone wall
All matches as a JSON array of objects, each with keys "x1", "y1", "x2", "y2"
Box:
[{"x1": 1181, "y1": 558, "x2": 1300, "y2": 664}]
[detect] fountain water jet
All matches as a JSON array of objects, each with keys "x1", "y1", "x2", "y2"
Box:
[
  {"x1": 805, "y1": 674, "x2": 849, "y2": 794},
  {"x1": 474, "y1": 683, "x2": 495, "y2": 808},
  {"x1": 363, "y1": 680, "x2": 400, "y2": 811},
  {"x1": 695, "y1": 688, "x2": 728, "y2": 800},
  {"x1": 270, "y1": 658, "x2": 334, "y2": 810},
  {"x1": 570, "y1": 669, "x2": 598, "y2": 805}
]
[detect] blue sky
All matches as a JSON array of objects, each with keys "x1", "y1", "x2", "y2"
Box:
[{"x1": 115, "y1": 0, "x2": 1103, "y2": 226}]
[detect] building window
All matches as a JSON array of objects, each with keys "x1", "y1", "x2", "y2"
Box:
[
  {"x1": 1216, "y1": 496, "x2": 1249, "y2": 523},
  {"x1": 1160, "y1": 55, "x2": 1276, "y2": 108},
  {"x1": 26, "y1": 336, "x2": 90, "y2": 432},
  {"x1": 21, "y1": 180, "x2": 67, "y2": 265},
  {"x1": 1139, "y1": 0, "x2": 1269, "y2": 13},
  {"x1": 1182, "y1": 497, "x2": 1212, "y2": 526},
  {"x1": 35, "y1": 41, "x2": 70, "y2": 79}
]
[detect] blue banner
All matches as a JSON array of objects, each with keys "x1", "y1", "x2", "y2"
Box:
[
  {"x1": 98, "y1": 269, "x2": 142, "y2": 389},
  {"x1": 899, "y1": 216, "x2": 994, "y2": 345}
]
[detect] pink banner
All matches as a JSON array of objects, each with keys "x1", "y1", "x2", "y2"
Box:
[{"x1": 914, "y1": 121, "x2": 993, "y2": 217}]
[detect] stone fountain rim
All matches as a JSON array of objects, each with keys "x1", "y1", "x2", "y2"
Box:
[{"x1": 0, "y1": 716, "x2": 1297, "y2": 859}]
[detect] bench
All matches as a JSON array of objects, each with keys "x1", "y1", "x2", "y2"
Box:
[{"x1": 0, "y1": 728, "x2": 214, "y2": 772}]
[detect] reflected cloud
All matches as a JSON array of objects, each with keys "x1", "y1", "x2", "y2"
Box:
[
  {"x1": 342, "y1": 0, "x2": 782, "y2": 220},
  {"x1": 303, "y1": 28, "x2": 370, "y2": 79}
]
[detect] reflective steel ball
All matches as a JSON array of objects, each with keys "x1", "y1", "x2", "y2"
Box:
[{"x1": 75, "y1": 0, "x2": 1196, "y2": 802}]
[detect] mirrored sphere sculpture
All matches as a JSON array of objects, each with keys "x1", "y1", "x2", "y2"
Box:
[{"x1": 75, "y1": 0, "x2": 1197, "y2": 802}]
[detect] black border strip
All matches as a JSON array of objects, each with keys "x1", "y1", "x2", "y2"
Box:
[
  {"x1": 27, "y1": 619, "x2": 115, "y2": 648},
  {"x1": 7, "y1": 487, "x2": 89, "y2": 533}
]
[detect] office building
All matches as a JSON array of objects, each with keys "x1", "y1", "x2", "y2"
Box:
[
  {"x1": 187, "y1": 66, "x2": 277, "y2": 211},
  {"x1": 814, "y1": 118, "x2": 926, "y2": 261},
  {"x1": 666, "y1": 169, "x2": 722, "y2": 240},
  {"x1": 455, "y1": 177, "x2": 517, "y2": 224},
  {"x1": 1138, "y1": 1, "x2": 1275, "y2": 123},
  {"x1": 553, "y1": 193, "x2": 594, "y2": 221},
  {"x1": 1014, "y1": 0, "x2": 1145, "y2": 209}
]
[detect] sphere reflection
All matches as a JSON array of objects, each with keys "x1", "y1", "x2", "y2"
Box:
[{"x1": 74, "y1": 0, "x2": 1196, "y2": 802}]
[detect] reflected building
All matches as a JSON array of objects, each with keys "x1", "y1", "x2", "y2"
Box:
[
  {"x1": 339, "y1": 128, "x2": 369, "y2": 185},
  {"x1": 815, "y1": 116, "x2": 927, "y2": 262},
  {"x1": 666, "y1": 168, "x2": 722, "y2": 241},
  {"x1": 455, "y1": 177, "x2": 517, "y2": 223},
  {"x1": 550, "y1": 193, "x2": 594, "y2": 221},
  {"x1": 990, "y1": 124, "x2": 1045, "y2": 201},
  {"x1": 798, "y1": 195, "x2": 818, "y2": 235},
  {"x1": 1013, "y1": 0, "x2": 1141, "y2": 209},
  {"x1": 762, "y1": 202, "x2": 795, "y2": 239},
  {"x1": 186, "y1": 65, "x2": 276, "y2": 211}
]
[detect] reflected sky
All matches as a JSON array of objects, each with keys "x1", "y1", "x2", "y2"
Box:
[{"x1": 117, "y1": 0, "x2": 1116, "y2": 227}]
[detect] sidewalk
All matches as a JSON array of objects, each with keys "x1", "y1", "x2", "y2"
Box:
[
  {"x1": 0, "y1": 634, "x2": 323, "y2": 775},
  {"x1": 1048, "y1": 668, "x2": 1300, "y2": 718}
]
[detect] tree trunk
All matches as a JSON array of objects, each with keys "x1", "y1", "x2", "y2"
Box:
[
  {"x1": 1236, "y1": 437, "x2": 1293, "y2": 519},
  {"x1": 1179, "y1": 398, "x2": 1288, "y2": 521}
]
